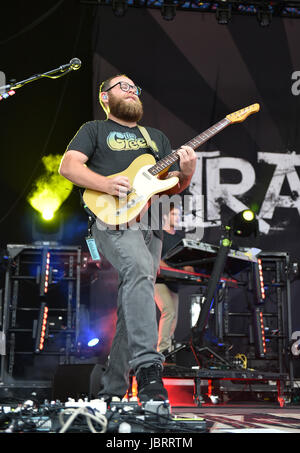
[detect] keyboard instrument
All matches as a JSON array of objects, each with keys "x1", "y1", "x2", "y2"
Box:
[
  {"x1": 163, "y1": 239, "x2": 259, "y2": 275},
  {"x1": 157, "y1": 266, "x2": 238, "y2": 286}
]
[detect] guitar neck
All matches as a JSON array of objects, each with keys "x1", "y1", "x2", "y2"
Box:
[{"x1": 148, "y1": 117, "x2": 231, "y2": 176}]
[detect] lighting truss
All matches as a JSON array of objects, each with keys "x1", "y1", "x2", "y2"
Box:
[{"x1": 81, "y1": 0, "x2": 300, "y2": 18}]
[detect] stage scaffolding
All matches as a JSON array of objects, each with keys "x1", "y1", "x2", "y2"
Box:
[{"x1": 0, "y1": 244, "x2": 81, "y2": 394}]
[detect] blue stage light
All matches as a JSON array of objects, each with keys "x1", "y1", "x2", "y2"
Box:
[{"x1": 87, "y1": 337, "x2": 100, "y2": 347}]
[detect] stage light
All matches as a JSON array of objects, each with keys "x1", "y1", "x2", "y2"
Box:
[
  {"x1": 43, "y1": 252, "x2": 51, "y2": 295},
  {"x1": 112, "y1": 0, "x2": 128, "y2": 16},
  {"x1": 78, "y1": 330, "x2": 101, "y2": 351},
  {"x1": 161, "y1": 1, "x2": 176, "y2": 21},
  {"x1": 252, "y1": 307, "x2": 267, "y2": 358},
  {"x1": 231, "y1": 209, "x2": 258, "y2": 238},
  {"x1": 257, "y1": 7, "x2": 272, "y2": 26},
  {"x1": 76, "y1": 305, "x2": 102, "y2": 354},
  {"x1": 85, "y1": 328, "x2": 101, "y2": 347},
  {"x1": 27, "y1": 154, "x2": 72, "y2": 222},
  {"x1": 34, "y1": 302, "x2": 49, "y2": 352},
  {"x1": 242, "y1": 209, "x2": 255, "y2": 222},
  {"x1": 32, "y1": 210, "x2": 64, "y2": 244},
  {"x1": 0, "y1": 89, "x2": 15, "y2": 101},
  {"x1": 87, "y1": 337, "x2": 100, "y2": 347},
  {"x1": 216, "y1": 4, "x2": 231, "y2": 24},
  {"x1": 42, "y1": 208, "x2": 55, "y2": 221},
  {"x1": 253, "y1": 258, "x2": 266, "y2": 303}
]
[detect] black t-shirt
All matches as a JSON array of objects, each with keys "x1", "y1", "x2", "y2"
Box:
[
  {"x1": 67, "y1": 119, "x2": 179, "y2": 237},
  {"x1": 67, "y1": 119, "x2": 177, "y2": 176},
  {"x1": 161, "y1": 230, "x2": 185, "y2": 259}
]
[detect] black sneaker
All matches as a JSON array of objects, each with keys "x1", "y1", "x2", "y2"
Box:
[{"x1": 136, "y1": 363, "x2": 168, "y2": 402}]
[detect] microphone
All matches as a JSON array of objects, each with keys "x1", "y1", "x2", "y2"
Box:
[
  {"x1": 69, "y1": 58, "x2": 81, "y2": 70},
  {"x1": 59, "y1": 58, "x2": 82, "y2": 72},
  {"x1": 0, "y1": 58, "x2": 83, "y2": 97}
]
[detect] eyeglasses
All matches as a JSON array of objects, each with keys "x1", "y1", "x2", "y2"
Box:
[{"x1": 105, "y1": 81, "x2": 142, "y2": 96}]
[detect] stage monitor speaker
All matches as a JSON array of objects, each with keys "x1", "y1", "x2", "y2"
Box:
[{"x1": 52, "y1": 363, "x2": 105, "y2": 401}]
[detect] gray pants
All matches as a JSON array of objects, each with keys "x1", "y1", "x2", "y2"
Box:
[{"x1": 92, "y1": 223, "x2": 164, "y2": 398}]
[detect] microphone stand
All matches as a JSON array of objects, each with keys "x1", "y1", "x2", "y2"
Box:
[
  {"x1": 167, "y1": 224, "x2": 234, "y2": 369},
  {"x1": 189, "y1": 225, "x2": 233, "y2": 368},
  {"x1": 0, "y1": 63, "x2": 75, "y2": 101}
]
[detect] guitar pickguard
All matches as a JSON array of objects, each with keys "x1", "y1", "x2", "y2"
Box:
[{"x1": 83, "y1": 155, "x2": 178, "y2": 226}]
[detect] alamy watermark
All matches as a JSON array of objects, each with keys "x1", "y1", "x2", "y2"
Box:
[
  {"x1": 291, "y1": 71, "x2": 300, "y2": 95},
  {"x1": 95, "y1": 193, "x2": 205, "y2": 240},
  {"x1": 291, "y1": 331, "x2": 300, "y2": 357}
]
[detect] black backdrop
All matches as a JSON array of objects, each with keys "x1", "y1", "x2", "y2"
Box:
[
  {"x1": 1, "y1": 2, "x2": 300, "y2": 364},
  {"x1": 0, "y1": 0, "x2": 93, "y2": 247},
  {"x1": 92, "y1": 6, "x2": 300, "y2": 255}
]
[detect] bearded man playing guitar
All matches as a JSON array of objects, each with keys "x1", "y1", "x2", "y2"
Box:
[{"x1": 59, "y1": 74, "x2": 196, "y2": 403}]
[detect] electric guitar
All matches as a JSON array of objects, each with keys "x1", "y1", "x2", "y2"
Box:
[{"x1": 83, "y1": 103, "x2": 260, "y2": 227}]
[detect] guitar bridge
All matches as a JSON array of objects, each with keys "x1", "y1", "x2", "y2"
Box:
[{"x1": 116, "y1": 193, "x2": 145, "y2": 216}]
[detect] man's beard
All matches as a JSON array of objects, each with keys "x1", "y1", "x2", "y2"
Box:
[{"x1": 108, "y1": 93, "x2": 143, "y2": 123}]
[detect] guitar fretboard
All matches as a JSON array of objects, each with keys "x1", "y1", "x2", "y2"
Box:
[{"x1": 148, "y1": 117, "x2": 231, "y2": 176}]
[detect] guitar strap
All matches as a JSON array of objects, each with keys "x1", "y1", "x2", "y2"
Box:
[{"x1": 137, "y1": 125, "x2": 160, "y2": 161}]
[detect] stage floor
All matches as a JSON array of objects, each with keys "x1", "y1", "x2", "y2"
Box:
[
  {"x1": 1, "y1": 379, "x2": 300, "y2": 433},
  {"x1": 172, "y1": 403, "x2": 300, "y2": 433}
]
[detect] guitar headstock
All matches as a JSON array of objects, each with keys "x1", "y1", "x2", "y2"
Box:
[{"x1": 226, "y1": 103, "x2": 260, "y2": 124}]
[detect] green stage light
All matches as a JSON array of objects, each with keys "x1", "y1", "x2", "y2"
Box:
[
  {"x1": 27, "y1": 154, "x2": 72, "y2": 220},
  {"x1": 231, "y1": 209, "x2": 258, "y2": 238},
  {"x1": 42, "y1": 208, "x2": 55, "y2": 221},
  {"x1": 242, "y1": 209, "x2": 255, "y2": 222},
  {"x1": 32, "y1": 209, "x2": 64, "y2": 243}
]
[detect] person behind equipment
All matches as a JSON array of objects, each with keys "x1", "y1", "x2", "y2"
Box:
[{"x1": 155, "y1": 204, "x2": 194, "y2": 360}]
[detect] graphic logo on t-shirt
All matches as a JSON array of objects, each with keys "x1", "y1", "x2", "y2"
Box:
[{"x1": 107, "y1": 131, "x2": 158, "y2": 153}]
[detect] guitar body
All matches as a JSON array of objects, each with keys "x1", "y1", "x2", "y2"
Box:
[{"x1": 82, "y1": 153, "x2": 179, "y2": 227}]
